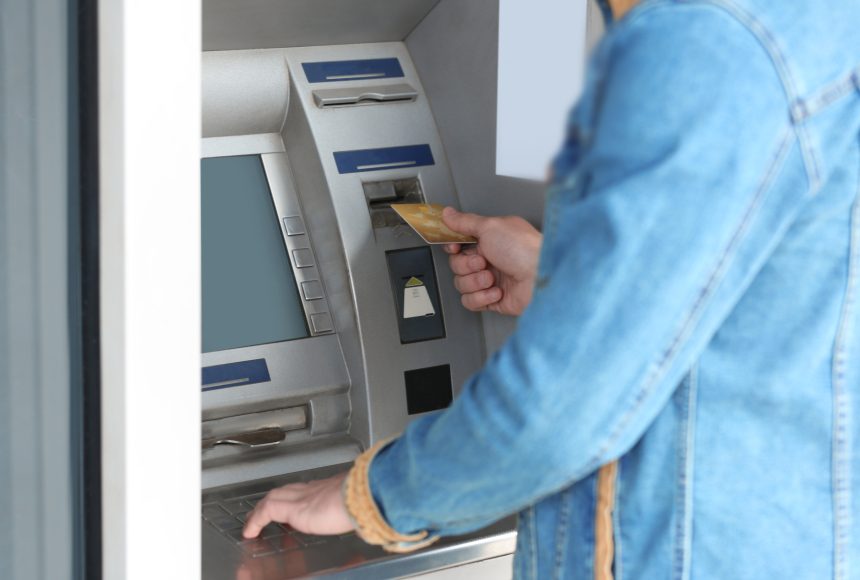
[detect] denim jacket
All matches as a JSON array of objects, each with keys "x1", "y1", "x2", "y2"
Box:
[{"x1": 368, "y1": 1, "x2": 860, "y2": 578}]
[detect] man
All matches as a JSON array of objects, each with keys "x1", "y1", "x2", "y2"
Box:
[{"x1": 243, "y1": 0, "x2": 860, "y2": 577}]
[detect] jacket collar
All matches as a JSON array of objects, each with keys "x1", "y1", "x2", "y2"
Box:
[{"x1": 594, "y1": 0, "x2": 615, "y2": 25}]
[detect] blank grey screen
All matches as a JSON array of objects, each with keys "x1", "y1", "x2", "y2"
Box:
[{"x1": 202, "y1": 155, "x2": 309, "y2": 353}]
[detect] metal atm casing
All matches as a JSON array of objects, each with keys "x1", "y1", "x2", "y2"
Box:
[
  {"x1": 282, "y1": 43, "x2": 487, "y2": 442},
  {"x1": 200, "y1": 43, "x2": 515, "y2": 579}
]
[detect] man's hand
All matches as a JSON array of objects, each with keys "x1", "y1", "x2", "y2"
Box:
[
  {"x1": 242, "y1": 472, "x2": 353, "y2": 539},
  {"x1": 442, "y1": 207, "x2": 542, "y2": 316}
]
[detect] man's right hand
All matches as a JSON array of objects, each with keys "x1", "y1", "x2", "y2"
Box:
[{"x1": 442, "y1": 207, "x2": 542, "y2": 317}]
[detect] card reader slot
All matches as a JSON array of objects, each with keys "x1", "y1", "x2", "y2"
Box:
[
  {"x1": 313, "y1": 83, "x2": 418, "y2": 108},
  {"x1": 364, "y1": 178, "x2": 424, "y2": 229}
]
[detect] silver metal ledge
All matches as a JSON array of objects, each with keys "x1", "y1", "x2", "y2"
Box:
[{"x1": 202, "y1": 463, "x2": 517, "y2": 579}]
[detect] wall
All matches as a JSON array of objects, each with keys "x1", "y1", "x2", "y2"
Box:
[{"x1": 406, "y1": 0, "x2": 603, "y2": 352}]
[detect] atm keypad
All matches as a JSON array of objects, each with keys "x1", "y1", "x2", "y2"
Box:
[{"x1": 203, "y1": 495, "x2": 356, "y2": 558}]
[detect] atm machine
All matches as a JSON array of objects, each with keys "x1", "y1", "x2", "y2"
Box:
[
  {"x1": 198, "y1": 1, "x2": 596, "y2": 577},
  {"x1": 199, "y1": 15, "x2": 516, "y2": 580}
]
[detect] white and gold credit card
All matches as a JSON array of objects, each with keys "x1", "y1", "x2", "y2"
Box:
[{"x1": 391, "y1": 203, "x2": 477, "y2": 245}]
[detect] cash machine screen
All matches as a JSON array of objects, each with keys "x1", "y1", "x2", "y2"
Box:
[{"x1": 201, "y1": 155, "x2": 309, "y2": 353}]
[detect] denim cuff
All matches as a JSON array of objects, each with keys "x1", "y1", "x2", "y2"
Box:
[{"x1": 343, "y1": 437, "x2": 440, "y2": 553}]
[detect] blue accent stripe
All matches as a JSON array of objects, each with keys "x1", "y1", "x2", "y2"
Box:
[
  {"x1": 333, "y1": 144, "x2": 435, "y2": 175},
  {"x1": 302, "y1": 58, "x2": 404, "y2": 84},
  {"x1": 202, "y1": 358, "x2": 270, "y2": 392}
]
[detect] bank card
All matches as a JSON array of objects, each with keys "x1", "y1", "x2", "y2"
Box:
[{"x1": 391, "y1": 203, "x2": 477, "y2": 245}]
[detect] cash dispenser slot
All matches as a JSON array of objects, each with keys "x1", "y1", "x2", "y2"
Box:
[
  {"x1": 313, "y1": 83, "x2": 418, "y2": 108},
  {"x1": 201, "y1": 407, "x2": 308, "y2": 451},
  {"x1": 364, "y1": 177, "x2": 424, "y2": 229}
]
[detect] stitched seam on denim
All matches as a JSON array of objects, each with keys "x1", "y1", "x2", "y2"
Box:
[
  {"x1": 671, "y1": 374, "x2": 689, "y2": 580},
  {"x1": 553, "y1": 487, "x2": 572, "y2": 580},
  {"x1": 672, "y1": 368, "x2": 698, "y2": 580},
  {"x1": 528, "y1": 506, "x2": 539, "y2": 580},
  {"x1": 612, "y1": 460, "x2": 623, "y2": 580},
  {"x1": 795, "y1": 67, "x2": 860, "y2": 120},
  {"x1": 831, "y1": 174, "x2": 860, "y2": 580},
  {"x1": 675, "y1": 0, "x2": 820, "y2": 190},
  {"x1": 584, "y1": 125, "x2": 795, "y2": 473}
]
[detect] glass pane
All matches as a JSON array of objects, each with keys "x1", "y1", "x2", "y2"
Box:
[
  {"x1": 1, "y1": 0, "x2": 84, "y2": 578},
  {"x1": 201, "y1": 155, "x2": 310, "y2": 353}
]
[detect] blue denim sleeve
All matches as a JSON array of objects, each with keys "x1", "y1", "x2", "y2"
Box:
[{"x1": 369, "y1": 3, "x2": 811, "y2": 537}]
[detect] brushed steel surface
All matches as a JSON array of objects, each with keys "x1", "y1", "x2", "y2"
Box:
[
  {"x1": 201, "y1": 335, "x2": 349, "y2": 421},
  {"x1": 202, "y1": 50, "x2": 290, "y2": 138},
  {"x1": 202, "y1": 437, "x2": 361, "y2": 491},
  {"x1": 202, "y1": 134, "x2": 286, "y2": 158},
  {"x1": 202, "y1": 0, "x2": 441, "y2": 51}
]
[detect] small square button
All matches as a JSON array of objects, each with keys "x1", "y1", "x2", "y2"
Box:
[
  {"x1": 301, "y1": 280, "x2": 324, "y2": 300},
  {"x1": 292, "y1": 248, "x2": 314, "y2": 268},
  {"x1": 283, "y1": 216, "x2": 306, "y2": 236},
  {"x1": 310, "y1": 312, "x2": 334, "y2": 333}
]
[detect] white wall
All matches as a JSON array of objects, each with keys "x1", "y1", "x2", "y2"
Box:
[
  {"x1": 496, "y1": 0, "x2": 590, "y2": 181},
  {"x1": 99, "y1": 1, "x2": 202, "y2": 578}
]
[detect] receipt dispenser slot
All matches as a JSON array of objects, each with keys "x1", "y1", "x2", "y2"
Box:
[{"x1": 386, "y1": 247, "x2": 445, "y2": 344}]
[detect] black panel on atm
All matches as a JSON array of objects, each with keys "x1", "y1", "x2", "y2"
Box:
[
  {"x1": 385, "y1": 247, "x2": 445, "y2": 344},
  {"x1": 405, "y1": 364, "x2": 453, "y2": 415}
]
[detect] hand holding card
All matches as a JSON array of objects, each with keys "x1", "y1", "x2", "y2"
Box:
[{"x1": 391, "y1": 203, "x2": 478, "y2": 245}]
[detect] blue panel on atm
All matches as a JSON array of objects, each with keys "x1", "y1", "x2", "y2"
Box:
[
  {"x1": 302, "y1": 58, "x2": 404, "y2": 84},
  {"x1": 202, "y1": 358, "x2": 270, "y2": 392},
  {"x1": 333, "y1": 144, "x2": 435, "y2": 175}
]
